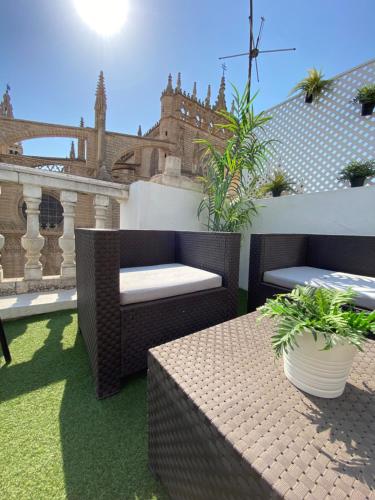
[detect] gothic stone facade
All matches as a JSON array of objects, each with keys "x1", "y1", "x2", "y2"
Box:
[{"x1": 0, "y1": 72, "x2": 229, "y2": 277}]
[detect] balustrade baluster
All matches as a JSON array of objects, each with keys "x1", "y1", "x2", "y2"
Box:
[
  {"x1": 21, "y1": 184, "x2": 45, "y2": 280},
  {"x1": 59, "y1": 190, "x2": 77, "y2": 278},
  {"x1": 94, "y1": 194, "x2": 109, "y2": 229}
]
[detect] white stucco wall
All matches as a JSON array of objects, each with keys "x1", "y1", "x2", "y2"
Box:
[
  {"x1": 120, "y1": 181, "x2": 375, "y2": 291},
  {"x1": 239, "y1": 186, "x2": 375, "y2": 289},
  {"x1": 119, "y1": 181, "x2": 204, "y2": 231}
]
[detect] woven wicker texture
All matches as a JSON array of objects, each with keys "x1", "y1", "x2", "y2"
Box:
[
  {"x1": 149, "y1": 312, "x2": 375, "y2": 500},
  {"x1": 248, "y1": 234, "x2": 375, "y2": 312},
  {"x1": 76, "y1": 229, "x2": 240, "y2": 398},
  {"x1": 119, "y1": 230, "x2": 175, "y2": 268},
  {"x1": 76, "y1": 229, "x2": 122, "y2": 399}
]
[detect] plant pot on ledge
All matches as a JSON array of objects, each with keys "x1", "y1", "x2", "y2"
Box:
[
  {"x1": 350, "y1": 176, "x2": 366, "y2": 188},
  {"x1": 271, "y1": 188, "x2": 283, "y2": 197},
  {"x1": 361, "y1": 102, "x2": 375, "y2": 116}
]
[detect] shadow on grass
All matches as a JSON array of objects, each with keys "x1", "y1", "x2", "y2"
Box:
[
  {"x1": 1, "y1": 311, "x2": 167, "y2": 500},
  {"x1": 0, "y1": 312, "x2": 73, "y2": 401}
]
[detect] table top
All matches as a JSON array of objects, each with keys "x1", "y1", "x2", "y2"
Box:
[{"x1": 150, "y1": 312, "x2": 375, "y2": 499}]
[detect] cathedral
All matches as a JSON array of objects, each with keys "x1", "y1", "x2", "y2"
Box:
[{"x1": 0, "y1": 72, "x2": 229, "y2": 277}]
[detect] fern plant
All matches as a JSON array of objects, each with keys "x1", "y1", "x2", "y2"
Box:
[
  {"x1": 291, "y1": 68, "x2": 333, "y2": 102},
  {"x1": 259, "y1": 286, "x2": 375, "y2": 358},
  {"x1": 259, "y1": 169, "x2": 296, "y2": 197},
  {"x1": 196, "y1": 85, "x2": 273, "y2": 232},
  {"x1": 338, "y1": 160, "x2": 375, "y2": 182}
]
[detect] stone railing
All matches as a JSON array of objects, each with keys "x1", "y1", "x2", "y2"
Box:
[{"x1": 0, "y1": 163, "x2": 128, "y2": 295}]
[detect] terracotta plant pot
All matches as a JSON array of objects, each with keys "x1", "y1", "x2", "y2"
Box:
[
  {"x1": 283, "y1": 331, "x2": 357, "y2": 398},
  {"x1": 350, "y1": 176, "x2": 366, "y2": 188},
  {"x1": 305, "y1": 93, "x2": 313, "y2": 104},
  {"x1": 361, "y1": 102, "x2": 375, "y2": 116}
]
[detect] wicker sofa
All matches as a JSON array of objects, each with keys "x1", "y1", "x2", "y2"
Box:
[
  {"x1": 248, "y1": 233, "x2": 375, "y2": 312},
  {"x1": 76, "y1": 229, "x2": 240, "y2": 399}
]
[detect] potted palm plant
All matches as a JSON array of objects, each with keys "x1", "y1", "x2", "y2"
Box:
[
  {"x1": 338, "y1": 160, "x2": 375, "y2": 188},
  {"x1": 259, "y1": 286, "x2": 375, "y2": 398},
  {"x1": 259, "y1": 169, "x2": 296, "y2": 197},
  {"x1": 354, "y1": 85, "x2": 375, "y2": 116},
  {"x1": 196, "y1": 84, "x2": 273, "y2": 232},
  {"x1": 291, "y1": 68, "x2": 333, "y2": 103}
]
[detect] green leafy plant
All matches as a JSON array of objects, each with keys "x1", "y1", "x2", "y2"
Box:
[
  {"x1": 259, "y1": 286, "x2": 375, "y2": 358},
  {"x1": 258, "y1": 169, "x2": 296, "y2": 197},
  {"x1": 338, "y1": 160, "x2": 375, "y2": 182},
  {"x1": 354, "y1": 85, "x2": 375, "y2": 104},
  {"x1": 196, "y1": 85, "x2": 273, "y2": 232},
  {"x1": 290, "y1": 68, "x2": 333, "y2": 101}
]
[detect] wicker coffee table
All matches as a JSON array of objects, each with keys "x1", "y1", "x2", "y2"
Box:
[{"x1": 148, "y1": 312, "x2": 375, "y2": 499}]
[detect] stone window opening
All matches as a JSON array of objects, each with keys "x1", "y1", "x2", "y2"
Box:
[{"x1": 22, "y1": 193, "x2": 63, "y2": 230}]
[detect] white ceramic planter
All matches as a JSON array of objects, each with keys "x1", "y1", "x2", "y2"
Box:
[{"x1": 283, "y1": 331, "x2": 357, "y2": 398}]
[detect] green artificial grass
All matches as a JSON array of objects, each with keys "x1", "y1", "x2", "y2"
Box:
[
  {"x1": 0, "y1": 290, "x2": 248, "y2": 499},
  {"x1": 238, "y1": 288, "x2": 248, "y2": 316}
]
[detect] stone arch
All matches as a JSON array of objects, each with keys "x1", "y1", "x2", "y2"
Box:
[{"x1": 0, "y1": 117, "x2": 89, "y2": 147}]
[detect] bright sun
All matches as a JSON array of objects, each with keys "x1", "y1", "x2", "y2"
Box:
[{"x1": 73, "y1": 0, "x2": 128, "y2": 37}]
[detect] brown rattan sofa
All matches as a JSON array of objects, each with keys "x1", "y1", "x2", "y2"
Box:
[
  {"x1": 76, "y1": 229, "x2": 240, "y2": 399},
  {"x1": 248, "y1": 233, "x2": 375, "y2": 312}
]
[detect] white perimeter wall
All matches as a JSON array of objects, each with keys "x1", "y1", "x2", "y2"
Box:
[
  {"x1": 240, "y1": 186, "x2": 375, "y2": 289},
  {"x1": 119, "y1": 181, "x2": 204, "y2": 231},
  {"x1": 120, "y1": 181, "x2": 375, "y2": 290}
]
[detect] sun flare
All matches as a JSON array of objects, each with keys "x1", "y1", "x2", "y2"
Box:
[{"x1": 73, "y1": 0, "x2": 128, "y2": 36}]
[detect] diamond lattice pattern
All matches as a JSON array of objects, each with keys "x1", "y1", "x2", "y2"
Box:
[{"x1": 262, "y1": 60, "x2": 375, "y2": 193}]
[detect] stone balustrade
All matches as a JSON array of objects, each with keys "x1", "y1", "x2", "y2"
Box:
[{"x1": 0, "y1": 162, "x2": 128, "y2": 295}]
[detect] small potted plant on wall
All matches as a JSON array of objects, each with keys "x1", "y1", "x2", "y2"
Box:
[
  {"x1": 259, "y1": 286, "x2": 375, "y2": 398},
  {"x1": 338, "y1": 160, "x2": 375, "y2": 187},
  {"x1": 354, "y1": 85, "x2": 375, "y2": 116},
  {"x1": 291, "y1": 68, "x2": 333, "y2": 103},
  {"x1": 259, "y1": 169, "x2": 296, "y2": 197}
]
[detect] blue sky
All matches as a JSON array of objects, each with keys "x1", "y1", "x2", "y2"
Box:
[{"x1": 2, "y1": 0, "x2": 375, "y2": 157}]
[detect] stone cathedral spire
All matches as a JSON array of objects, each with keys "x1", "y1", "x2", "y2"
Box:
[
  {"x1": 165, "y1": 73, "x2": 173, "y2": 93},
  {"x1": 214, "y1": 76, "x2": 227, "y2": 111},
  {"x1": 192, "y1": 82, "x2": 197, "y2": 100},
  {"x1": 78, "y1": 117, "x2": 85, "y2": 160},
  {"x1": 0, "y1": 85, "x2": 14, "y2": 118},
  {"x1": 137, "y1": 124, "x2": 142, "y2": 136},
  {"x1": 205, "y1": 84, "x2": 211, "y2": 107},
  {"x1": 94, "y1": 71, "x2": 107, "y2": 174},
  {"x1": 69, "y1": 141, "x2": 76, "y2": 159},
  {"x1": 176, "y1": 72, "x2": 181, "y2": 92},
  {"x1": 95, "y1": 70, "x2": 107, "y2": 129}
]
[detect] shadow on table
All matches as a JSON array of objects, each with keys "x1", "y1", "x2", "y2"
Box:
[{"x1": 300, "y1": 383, "x2": 375, "y2": 491}]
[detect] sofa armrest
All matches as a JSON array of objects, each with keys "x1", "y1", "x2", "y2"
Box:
[
  {"x1": 75, "y1": 229, "x2": 121, "y2": 399},
  {"x1": 247, "y1": 234, "x2": 308, "y2": 311},
  {"x1": 175, "y1": 230, "x2": 241, "y2": 294}
]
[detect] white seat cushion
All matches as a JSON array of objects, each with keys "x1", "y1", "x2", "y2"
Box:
[
  {"x1": 119, "y1": 263, "x2": 222, "y2": 306},
  {"x1": 263, "y1": 266, "x2": 375, "y2": 310}
]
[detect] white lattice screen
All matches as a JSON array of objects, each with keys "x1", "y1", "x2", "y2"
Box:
[{"x1": 262, "y1": 59, "x2": 375, "y2": 194}]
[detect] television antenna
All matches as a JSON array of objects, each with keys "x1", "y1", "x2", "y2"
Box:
[{"x1": 219, "y1": 0, "x2": 296, "y2": 101}]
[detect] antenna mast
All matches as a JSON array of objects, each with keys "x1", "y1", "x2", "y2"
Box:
[{"x1": 247, "y1": 0, "x2": 254, "y2": 102}]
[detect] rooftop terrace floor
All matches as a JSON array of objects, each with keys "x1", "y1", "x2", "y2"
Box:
[{"x1": 0, "y1": 291, "x2": 247, "y2": 499}]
